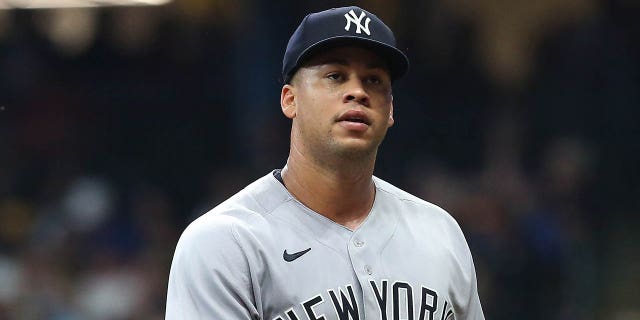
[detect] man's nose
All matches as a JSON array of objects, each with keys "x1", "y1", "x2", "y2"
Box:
[{"x1": 342, "y1": 78, "x2": 370, "y2": 106}]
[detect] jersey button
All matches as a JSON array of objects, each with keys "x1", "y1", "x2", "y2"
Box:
[
  {"x1": 353, "y1": 239, "x2": 365, "y2": 247},
  {"x1": 364, "y1": 265, "x2": 373, "y2": 275}
]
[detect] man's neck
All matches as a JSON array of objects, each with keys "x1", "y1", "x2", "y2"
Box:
[{"x1": 281, "y1": 152, "x2": 376, "y2": 231}]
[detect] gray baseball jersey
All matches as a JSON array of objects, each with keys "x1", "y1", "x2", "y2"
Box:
[{"x1": 166, "y1": 171, "x2": 484, "y2": 320}]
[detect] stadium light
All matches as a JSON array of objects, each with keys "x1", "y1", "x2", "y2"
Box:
[{"x1": 0, "y1": 0, "x2": 171, "y2": 9}]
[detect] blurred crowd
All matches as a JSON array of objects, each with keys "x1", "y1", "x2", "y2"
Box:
[{"x1": 0, "y1": 0, "x2": 639, "y2": 319}]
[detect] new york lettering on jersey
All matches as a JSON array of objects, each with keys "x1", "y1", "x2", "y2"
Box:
[{"x1": 271, "y1": 280, "x2": 454, "y2": 320}]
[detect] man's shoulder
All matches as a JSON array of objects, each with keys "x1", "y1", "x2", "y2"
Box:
[
  {"x1": 213, "y1": 171, "x2": 289, "y2": 216},
  {"x1": 181, "y1": 171, "x2": 290, "y2": 241},
  {"x1": 374, "y1": 176, "x2": 443, "y2": 211},
  {"x1": 373, "y1": 176, "x2": 460, "y2": 226}
]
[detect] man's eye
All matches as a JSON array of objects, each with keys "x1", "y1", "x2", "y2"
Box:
[
  {"x1": 327, "y1": 73, "x2": 342, "y2": 80},
  {"x1": 367, "y1": 76, "x2": 382, "y2": 84}
]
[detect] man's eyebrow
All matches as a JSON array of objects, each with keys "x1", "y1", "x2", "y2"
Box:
[
  {"x1": 314, "y1": 57, "x2": 388, "y2": 70},
  {"x1": 366, "y1": 61, "x2": 388, "y2": 70},
  {"x1": 315, "y1": 57, "x2": 348, "y2": 66}
]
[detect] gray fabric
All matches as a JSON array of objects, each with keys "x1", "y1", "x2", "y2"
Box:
[{"x1": 166, "y1": 172, "x2": 484, "y2": 320}]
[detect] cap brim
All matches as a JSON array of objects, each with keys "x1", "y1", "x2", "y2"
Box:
[{"x1": 288, "y1": 36, "x2": 409, "y2": 83}]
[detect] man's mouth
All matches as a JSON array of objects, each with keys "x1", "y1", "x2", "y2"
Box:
[{"x1": 337, "y1": 110, "x2": 371, "y2": 125}]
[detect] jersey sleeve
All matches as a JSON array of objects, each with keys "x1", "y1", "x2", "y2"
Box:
[
  {"x1": 451, "y1": 228, "x2": 485, "y2": 320},
  {"x1": 165, "y1": 214, "x2": 258, "y2": 320},
  {"x1": 459, "y1": 247, "x2": 484, "y2": 320}
]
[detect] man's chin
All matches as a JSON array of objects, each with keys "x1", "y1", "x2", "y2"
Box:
[{"x1": 332, "y1": 139, "x2": 379, "y2": 159}]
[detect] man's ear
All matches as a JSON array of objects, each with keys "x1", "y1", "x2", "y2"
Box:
[
  {"x1": 280, "y1": 84, "x2": 297, "y2": 119},
  {"x1": 387, "y1": 96, "x2": 395, "y2": 127}
]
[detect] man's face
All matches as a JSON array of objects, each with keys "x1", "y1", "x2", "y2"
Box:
[{"x1": 281, "y1": 46, "x2": 395, "y2": 161}]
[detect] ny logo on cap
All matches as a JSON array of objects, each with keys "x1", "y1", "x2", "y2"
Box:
[{"x1": 344, "y1": 9, "x2": 371, "y2": 35}]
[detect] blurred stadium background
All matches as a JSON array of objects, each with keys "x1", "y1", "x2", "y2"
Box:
[{"x1": 0, "y1": 0, "x2": 639, "y2": 319}]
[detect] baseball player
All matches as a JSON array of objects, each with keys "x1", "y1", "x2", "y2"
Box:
[{"x1": 166, "y1": 6, "x2": 484, "y2": 320}]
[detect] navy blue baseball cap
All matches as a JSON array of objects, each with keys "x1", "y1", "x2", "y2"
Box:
[{"x1": 282, "y1": 6, "x2": 409, "y2": 84}]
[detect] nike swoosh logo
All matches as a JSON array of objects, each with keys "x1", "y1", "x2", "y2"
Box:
[{"x1": 283, "y1": 248, "x2": 311, "y2": 262}]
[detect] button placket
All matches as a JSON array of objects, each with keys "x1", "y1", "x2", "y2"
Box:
[
  {"x1": 350, "y1": 234, "x2": 373, "y2": 276},
  {"x1": 364, "y1": 265, "x2": 373, "y2": 275}
]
